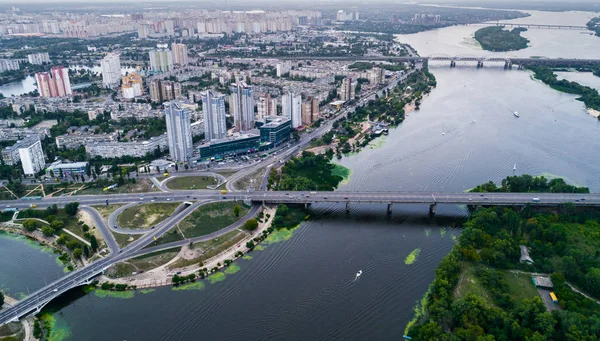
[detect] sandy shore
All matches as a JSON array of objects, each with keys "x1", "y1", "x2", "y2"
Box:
[
  {"x1": 587, "y1": 108, "x2": 600, "y2": 118},
  {"x1": 100, "y1": 205, "x2": 277, "y2": 288}
]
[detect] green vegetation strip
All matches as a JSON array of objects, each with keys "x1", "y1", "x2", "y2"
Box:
[
  {"x1": 528, "y1": 66, "x2": 600, "y2": 111},
  {"x1": 172, "y1": 281, "x2": 205, "y2": 291},
  {"x1": 404, "y1": 248, "x2": 421, "y2": 265}
]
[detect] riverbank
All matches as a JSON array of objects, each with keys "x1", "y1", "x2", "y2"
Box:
[{"x1": 97, "y1": 205, "x2": 277, "y2": 289}]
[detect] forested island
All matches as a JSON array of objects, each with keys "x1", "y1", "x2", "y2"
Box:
[
  {"x1": 474, "y1": 26, "x2": 529, "y2": 51},
  {"x1": 587, "y1": 17, "x2": 600, "y2": 36},
  {"x1": 407, "y1": 175, "x2": 600, "y2": 340},
  {"x1": 529, "y1": 66, "x2": 600, "y2": 111}
]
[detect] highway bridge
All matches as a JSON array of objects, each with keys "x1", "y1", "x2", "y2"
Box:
[
  {"x1": 0, "y1": 189, "x2": 598, "y2": 325},
  {"x1": 470, "y1": 22, "x2": 589, "y2": 30},
  {"x1": 275, "y1": 55, "x2": 600, "y2": 68}
]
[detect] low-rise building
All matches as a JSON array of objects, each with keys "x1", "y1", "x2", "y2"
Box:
[
  {"x1": 45, "y1": 160, "x2": 88, "y2": 177},
  {"x1": 199, "y1": 133, "x2": 261, "y2": 160},
  {"x1": 56, "y1": 132, "x2": 118, "y2": 149},
  {"x1": 86, "y1": 135, "x2": 168, "y2": 159},
  {"x1": 258, "y1": 116, "x2": 291, "y2": 147}
]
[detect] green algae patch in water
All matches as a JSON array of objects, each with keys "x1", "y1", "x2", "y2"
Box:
[
  {"x1": 254, "y1": 244, "x2": 265, "y2": 251},
  {"x1": 331, "y1": 162, "x2": 352, "y2": 185},
  {"x1": 425, "y1": 229, "x2": 431, "y2": 237},
  {"x1": 39, "y1": 313, "x2": 72, "y2": 341},
  {"x1": 451, "y1": 235, "x2": 458, "y2": 243},
  {"x1": 264, "y1": 225, "x2": 300, "y2": 245},
  {"x1": 224, "y1": 263, "x2": 241, "y2": 275},
  {"x1": 208, "y1": 272, "x2": 226, "y2": 284},
  {"x1": 440, "y1": 228, "x2": 447, "y2": 238},
  {"x1": 368, "y1": 135, "x2": 387, "y2": 150},
  {"x1": 172, "y1": 282, "x2": 205, "y2": 291},
  {"x1": 242, "y1": 255, "x2": 253, "y2": 260},
  {"x1": 94, "y1": 289, "x2": 135, "y2": 299},
  {"x1": 405, "y1": 248, "x2": 421, "y2": 265},
  {"x1": 140, "y1": 288, "x2": 156, "y2": 294}
]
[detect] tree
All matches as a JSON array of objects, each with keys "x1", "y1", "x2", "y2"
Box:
[
  {"x1": 56, "y1": 234, "x2": 68, "y2": 245},
  {"x1": 233, "y1": 205, "x2": 242, "y2": 217},
  {"x1": 89, "y1": 235, "x2": 98, "y2": 251},
  {"x1": 66, "y1": 240, "x2": 79, "y2": 250},
  {"x1": 41, "y1": 226, "x2": 55, "y2": 237},
  {"x1": 83, "y1": 245, "x2": 90, "y2": 258},
  {"x1": 50, "y1": 220, "x2": 64, "y2": 230},
  {"x1": 73, "y1": 248, "x2": 82, "y2": 258},
  {"x1": 0, "y1": 290, "x2": 4, "y2": 309},
  {"x1": 244, "y1": 218, "x2": 259, "y2": 231},
  {"x1": 22, "y1": 219, "x2": 38, "y2": 232},
  {"x1": 64, "y1": 202, "x2": 79, "y2": 216}
]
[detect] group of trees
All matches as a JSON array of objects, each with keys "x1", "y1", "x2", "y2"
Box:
[
  {"x1": 586, "y1": 17, "x2": 600, "y2": 36},
  {"x1": 268, "y1": 151, "x2": 343, "y2": 191},
  {"x1": 410, "y1": 176, "x2": 600, "y2": 340},
  {"x1": 474, "y1": 26, "x2": 529, "y2": 52},
  {"x1": 470, "y1": 174, "x2": 590, "y2": 193},
  {"x1": 529, "y1": 65, "x2": 600, "y2": 111}
]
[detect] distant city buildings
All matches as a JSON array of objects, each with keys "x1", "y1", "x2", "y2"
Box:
[
  {"x1": 149, "y1": 79, "x2": 181, "y2": 103},
  {"x1": 257, "y1": 93, "x2": 277, "y2": 120},
  {"x1": 370, "y1": 67, "x2": 385, "y2": 84},
  {"x1": 121, "y1": 72, "x2": 143, "y2": 99},
  {"x1": 100, "y1": 53, "x2": 121, "y2": 87},
  {"x1": 138, "y1": 24, "x2": 150, "y2": 39},
  {"x1": 336, "y1": 9, "x2": 359, "y2": 22},
  {"x1": 35, "y1": 67, "x2": 72, "y2": 98},
  {"x1": 0, "y1": 59, "x2": 20, "y2": 72},
  {"x1": 171, "y1": 43, "x2": 189, "y2": 66},
  {"x1": 412, "y1": 14, "x2": 441, "y2": 25},
  {"x1": 229, "y1": 82, "x2": 254, "y2": 132},
  {"x1": 202, "y1": 90, "x2": 227, "y2": 141},
  {"x1": 27, "y1": 52, "x2": 50, "y2": 65},
  {"x1": 149, "y1": 48, "x2": 173, "y2": 73},
  {"x1": 281, "y1": 92, "x2": 302, "y2": 128},
  {"x1": 165, "y1": 101, "x2": 193, "y2": 162}
]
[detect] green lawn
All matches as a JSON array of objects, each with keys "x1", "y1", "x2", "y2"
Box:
[
  {"x1": 165, "y1": 176, "x2": 218, "y2": 190},
  {"x1": 111, "y1": 232, "x2": 142, "y2": 249},
  {"x1": 454, "y1": 263, "x2": 497, "y2": 308},
  {"x1": 74, "y1": 178, "x2": 159, "y2": 196},
  {"x1": 167, "y1": 230, "x2": 248, "y2": 270},
  {"x1": 91, "y1": 204, "x2": 125, "y2": 219},
  {"x1": 178, "y1": 201, "x2": 249, "y2": 238},
  {"x1": 503, "y1": 271, "x2": 539, "y2": 302},
  {"x1": 116, "y1": 202, "x2": 180, "y2": 229},
  {"x1": 107, "y1": 247, "x2": 181, "y2": 278}
]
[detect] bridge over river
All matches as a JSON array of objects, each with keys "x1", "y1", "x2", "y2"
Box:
[{"x1": 0, "y1": 190, "x2": 598, "y2": 325}]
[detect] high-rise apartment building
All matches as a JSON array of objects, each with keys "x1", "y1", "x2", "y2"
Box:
[
  {"x1": 101, "y1": 53, "x2": 121, "y2": 87},
  {"x1": 276, "y1": 61, "x2": 292, "y2": 77},
  {"x1": 16, "y1": 136, "x2": 45, "y2": 175},
  {"x1": 202, "y1": 91, "x2": 227, "y2": 141},
  {"x1": 0, "y1": 59, "x2": 20, "y2": 72},
  {"x1": 149, "y1": 49, "x2": 173, "y2": 73},
  {"x1": 281, "y1": 92, "x2": 302, "y2": 128},
  {"x1": 370, "y1": 67, "x2": 385, "y2": 84},
  {"x1": 171, "y1": 43, "x2": 189, "y2": 66},
  {"x1": 149, "y1": 80, "x2": 181, "y2": 103},
  {"x1": 165, "y1": 101, "x2": 193, "y2": 163},
  {"x1": 35, "y1": 67, "x2": 72, "y2": 98},
  {"x1": 301, "y1": 97, "x2": 320, "y2": 126},
  {"x1": 138, "y1": 24, "x2": 150, "y2": 39},
  {"x1": 339, "y1": 77, "x2": 356, "y2": 102},
  {"x1": 257, "y1": 93, "x2": 277, "y2": 120},
  {"x1": 229, "y1": 82, "x2": 254, "y2": 132},
  {"x1": 121, "y1": 72, "x2": 143, "y2": 99}
]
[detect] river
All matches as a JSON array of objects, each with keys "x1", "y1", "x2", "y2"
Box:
[
  {"x1": 0, "y1": 231, "x2": 66, "y2": 299},
  {"x1": 3, "y1": 9, "x2": 600, "y2": 341}
]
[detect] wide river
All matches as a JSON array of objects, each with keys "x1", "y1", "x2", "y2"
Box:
[{"x1": 2, "y1": 8, "x2": 600, "y2": 341}]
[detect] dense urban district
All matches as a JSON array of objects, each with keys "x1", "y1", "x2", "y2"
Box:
[{"x1": 0, "y1": 2, "x2": 599, "y2": 341}]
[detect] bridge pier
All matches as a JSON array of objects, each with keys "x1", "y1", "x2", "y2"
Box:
[
  {"x1": 477, "y1": 61, "x2": 483, "y2": 68},
  {"x1": 429, "y1": 203, "x2": 437, "y2": 217},
  {"x1": 387, "y1": 203, "x2": 393, "y2": 216},
  {"x1": 304, "y1": 203, "x2": 310, "y2": 209},
  {"x1": 450, "y1": 60, "x2": 456, "y2": 68},
  {"x1": 504, "y1": 61, "x2": 512, "y2": 69},
  {"x1": 346, "y1": 202, "x2": 350, "y2": 213}
]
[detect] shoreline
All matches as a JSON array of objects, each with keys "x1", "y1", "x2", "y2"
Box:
[
  {"x1": 587, "y1": 108, "x2": 600, "y2": 118},
  {"x1": 98, "y1": 205, "x2": 277, "y2": 289}
]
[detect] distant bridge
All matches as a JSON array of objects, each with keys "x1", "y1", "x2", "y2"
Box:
[
  {"x1": 276, "y1": 55, "x2": 600, "y2": 68},
  {"x1": 470, "y1": 22, "x2": 589, "y2": 30}
]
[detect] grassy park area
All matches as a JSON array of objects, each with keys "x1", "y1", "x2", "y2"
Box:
[
  {"x1": 116, "y1": 202, "x2": 180, "y2": 229},
  {"x1": 167, "y1": 230, "x2": 248, "y2": 270},
  {"x1": 107, "y1": 247, "x2": 181, "y2": 278},
  {"x1": 165, "y1": 176, "x2": 219, "y2": 190}
]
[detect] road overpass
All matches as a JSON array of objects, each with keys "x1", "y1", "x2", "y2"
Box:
[{"x1": 0, "y1": 189, "x2": 598, "y2": 325}]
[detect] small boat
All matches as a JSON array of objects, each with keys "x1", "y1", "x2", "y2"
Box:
[
  {"x1": 513, "y1": 111, "x2": 519, "y2": 117},
  {"x1": 513, "y1": 164, "x2": 516, "y2": 171},
  {"x1": 442, "y1": 132, "x2": 445, "y2": 136},
  {"x1": 356, "y1": 270, "x2": 363, "y2": 279}
]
